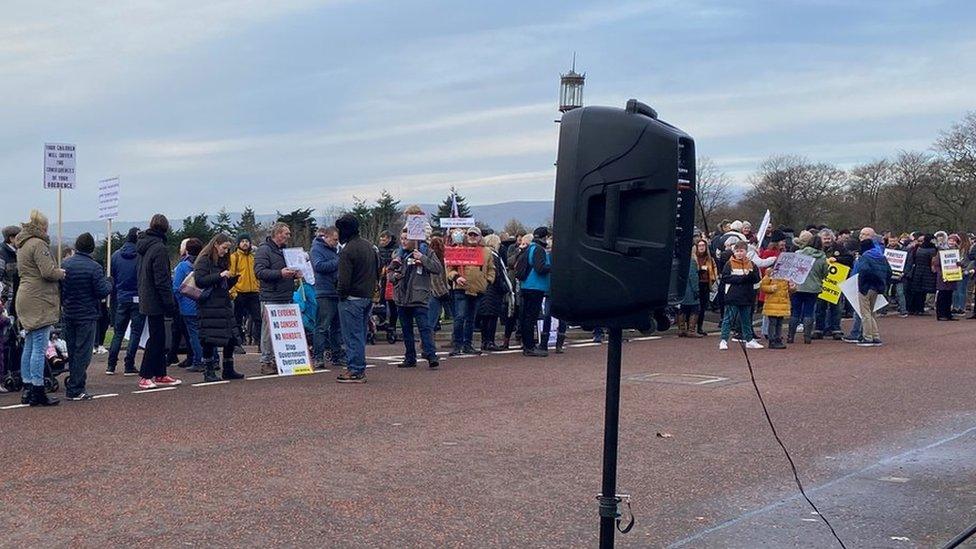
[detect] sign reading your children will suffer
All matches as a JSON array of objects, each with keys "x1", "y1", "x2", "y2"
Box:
[{"x1": 264, "y1": 304, "x2": 313, "y2": 376}]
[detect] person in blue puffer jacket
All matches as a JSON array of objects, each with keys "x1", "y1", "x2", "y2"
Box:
[
  {"x1": 107, "y1": 227, "x2": 144, "y2": 375},
  {"x1": 854, "y1": 237, "x2": 892, "y2": 347},
  {"x1": 172, "y1": 238, "x2": 205, "y2": 370}
]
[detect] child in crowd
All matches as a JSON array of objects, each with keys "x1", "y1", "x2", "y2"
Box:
[
  {"x1": 760, "y1": 272, "x2": 794, "y2": 349},
  {"x1": 46, "y1": 330, "x2": 68, "y2": 373},
  {"x1": 719, "y1": 241, "x2": 763, "y2": 350}
]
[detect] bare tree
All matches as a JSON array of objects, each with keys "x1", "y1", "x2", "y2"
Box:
[
  {"x1": 740, "y1": 155, "x2": 846, "y2": 230},
  {"x1": 882, "y1": 151, "x2": 939, "y2": 232},
  {"x1": 502, "y1": 218, "x2": 528, "y2": 236},
  {"x1": 846, "y1": 159, "x2": 893, "y2": 228},
  {"x1": 927, "y1": 112, "x2": 976, "y2": 231},
  {"x1": 695, "y1": 156, "x2": 735, "y2": 230}
]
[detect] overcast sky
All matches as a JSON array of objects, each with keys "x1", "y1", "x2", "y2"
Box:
[{"x1": 2, "y1": 0, "x2": 974, "y2": 222}]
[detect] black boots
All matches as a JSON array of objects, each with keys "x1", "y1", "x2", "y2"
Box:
[
  {"x1": 203, "y1": 360, "x2": 220, "y2": 383},
  {"x1": 787, "y1": 318, "x2": 798, "y2": 344},
  {"x1": 29, "y1": 385, "x2": 59, "y2": 407},
  {"x1": 221, "y1": 360, "x2": 245, "y2": 380},
  {"x1": 554, "y1": 334, "x2": 566, "y2": 354},
  {"x1": 803, "y1": 316, "x2": 814, "y2": 344}
]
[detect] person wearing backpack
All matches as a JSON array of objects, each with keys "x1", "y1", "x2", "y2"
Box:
[{"x1": 518, "y1": 227, "x2": 551, "y2": 357}]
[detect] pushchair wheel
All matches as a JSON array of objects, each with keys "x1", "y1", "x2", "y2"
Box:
[
  {"x1": 386, "y1": 332, "x2": 397, "y2": 345},
  {"x1": 2, "y1": 375, "x2": 22, "y2": 392},
  {"x1": 46, "y1": 376, "x2": 60, "y2": 393}
]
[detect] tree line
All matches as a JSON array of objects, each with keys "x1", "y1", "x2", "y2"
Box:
[{"x1": 696, "y1": 112, "x2": 976, "y2": 234}]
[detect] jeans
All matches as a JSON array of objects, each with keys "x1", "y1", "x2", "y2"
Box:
[
  {"x1": 108, "y1": 300, "x2": 145, "y2": 370},
  {"x1": 790, "y1": 292, "x2": 818, "y2": 323},
  {"x1": 339, "y1": 298, "x2": 371, "y2": 374},
  {"x1": 183, "y1": 315, "x2": 205, "y2": 365},
  {"x1": 139, "y1": 315, "x2": 168, "y2": 379},
  {"x1": 849, "y1": 315, "x2": 862, "y2": 340},
  {"x1": 234, "y1": 292, "x2": 262, "y2": 344},
  {"x1": 768, "y1": 316, "x2": 784, "y2": 341},
  {"x1": 20, "y1": 326, "x2": 52, "y2": 386},
  {"x1": 891, "y1": 282, "x2": 907, "y2": 315},
  {"x1": 815, "y1": 299, "x2": 842, "y2": 333},
  {"x1": 451, "y1": 291, "x2": 482, "y2": 348},
  {"x1": 520, "y1": 289, "x2": 545, "y2": 351},
  {"x1": 952, "y1": 273, "x2": 969, "y2": 311},
  {"x1": 721, "y1": 305, "x2": 753, "y2": 341},
  {"x1": 313, "y1": 296, "x2": 344, "y2": 365},
  {"x1": 427, "y1": 295, "x2": 443, "y2": 328},
  {"x1": 63, "y1": 318, "x2": 96, "y2": 396},
  {"x1": 400, "y1": 306, "x2": 437, "y2": 362},
  {"x1": 386, "y1": 300, "x2": 399, "y2": 334}
]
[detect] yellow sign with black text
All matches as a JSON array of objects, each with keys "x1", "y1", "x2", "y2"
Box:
[{"x1": 818, "y1": 263, "x2": 850, "y2": 304}]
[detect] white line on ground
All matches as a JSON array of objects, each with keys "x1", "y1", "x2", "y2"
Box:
[
  {"x1": 631, "y1": 336, "x2": 663, "y2": 341},
  {"x1": 311, "y1": 369, "x2": 332, "y2": 374},
  {"x1": 0, "y1": 403, "x2": 29, "y2": 410},
  {"x1": 92, "y1": 393, "x2": 119, "y2": 399},
  {"x1": 191, "y1": 380, "x2": 231, "y2": 387},
  {"x1": 132, "y1": 387, "x2": 177, "y2": 394},
  {"x1": 570, "y1": 342, "x2": 602, "y2": 348},
  {"x1": 492, "y1": 349, "x2": 522, "y2": 355}
]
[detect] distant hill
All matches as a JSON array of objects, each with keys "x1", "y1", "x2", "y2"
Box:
[{"x1": 58, "y1": 200, "x2": 555, "y2": 240}]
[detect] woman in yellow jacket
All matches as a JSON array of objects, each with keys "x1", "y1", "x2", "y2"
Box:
[{"x1": 760, "y1": 273, "x2": 794, "y2": 349}]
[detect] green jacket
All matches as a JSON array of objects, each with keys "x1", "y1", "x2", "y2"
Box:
[
  {"x1": 14, "y1": 223, "x2": 65, "y2": 331},
  {"x1": 796, "y1": 247, "x2": 828, "y2": 294}
]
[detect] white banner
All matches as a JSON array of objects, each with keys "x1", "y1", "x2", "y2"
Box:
[
  {"x1": 883, "y1": 248, "x2": 908, "y2": 273},
  {"x1": 283, "y1": 247, "x2": 315, "y2": 285},
  {"x1": 769, "y1": 252, "x2": 815, "y2": 285},
  {"x1": 44, "y1": 143, "x2": 76, "y2": 189},
  {"x1": 406, "y1": 214, "x2": 427, "y2": 240},
  {"x1": 264, "y1": 304, "x2": 313, "y2": 376},
  {"x1": 97, "y1": 177, "x2": 120, "y2": 220},
  {"x1": 840, "y1": 276, "x2": 888, "y2": 318},
  {"x1": 756, "y1": 209, "x2": 771, "y2": 245},
  {"x1": 439, "y1": 217, "x2": 475, "y2": 229}
]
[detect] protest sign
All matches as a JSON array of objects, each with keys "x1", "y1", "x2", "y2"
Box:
[
  {"x1": 939, "y1": 249, "x2": 962, "y2": 282},
  {"x1": 756, "y1": 209, "x2": 771, "y2": 246},
  {"x1": 283, "y1": 247, "x2": 315, "y2": 285},
  {"x1": 264, "y1": 304, "x2": 313, "y2": 375},
  {"x1": 98, "y1": 177, "x2": 120, "y2": 220},
  {"x1": 818, "y1": 262, "x2": 850, "y2": 304},
  {"x1": 883, "y1": 249, "x2": 907, "y2": 273},
  {"x1": 839, "y1": 276, "x2": 888, "y2": 318},
  {"x1": 406, "y1": 214, "x2": 427, "y2": 240},
  {"x1": 44, "y1": 143, "x2": 76, "y2": 189},
  {"x1": 440, "y1": 217, "x2": 476, "y2": 229},
  {"x1": 769, "y1": 252, "x2": 815, "y2": 285},
  {"x1": 444, "y1": 246, "x2": 485, "y2": 266}
]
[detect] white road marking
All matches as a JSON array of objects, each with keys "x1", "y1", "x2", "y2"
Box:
[
  {"x1": 631, "y1": 336, "x2": 662, "y2": 341},
  {"x1": 491, "y1": 349, "x2": 522, "y2": 355},
  {"x1": 570, "y1": 342, "x2": 602, "y2": 348},
  {"x1": 191, "y1": 380, "x2": 231, "y2": 387},
  {"x1": 878, "y1": 476, "x2": 910, "y2": 483},
  {"x1": 311, "y1": 368, "x2": 332, "y2": 374},
  {"x1": 0, "y1": 403, "x2": 30, "y2": 410},
  {"x1": 132, "y1": 387, "x2": 177, "y2": 394},
  {"x1": 92, "y1": 393, "x2": 119, "y2": 399}
]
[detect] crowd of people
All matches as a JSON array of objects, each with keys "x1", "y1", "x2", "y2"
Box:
[
  {"x1": 0, "y1": 207, "x2": 562, "y2": 405},
  {"x1": 1, "y1": 206, "x2": 971, "y2": 407},
  {"x1": 693, "y1": 219, "x2": 975, "y2": 352}
]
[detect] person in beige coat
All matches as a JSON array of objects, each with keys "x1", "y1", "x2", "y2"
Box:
[
  {"x1": 15, "y1": 210, "x2": 65, "y2": 406},
  {"x1": 446, "y1": 226, "x2": 495, "y2": 356}
]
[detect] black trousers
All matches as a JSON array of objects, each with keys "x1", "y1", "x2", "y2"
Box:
[
  {"x1": 204, "y1": 337, "x2": 238, "y2": 364},
  {"x1": 519, "y1": 290, "x2": 545, "y2": 351},
  {"x1": 95, "y1": 302, "x2": 110, "y2": 348},
  {"x1": 167, "y1": 313, "x2": 189, "y2": 363},
  {"x1": 234, "y1": 292, "x2": 262, "y2": 344},
  {"x1": 697, "y1": 282, "x2": 710, "y2": 332},
  {"x1": 140, "y1": 315, "x2": 168, "y2": 379},
  {"x1": 936, "y1": 289, "x2": 954, "y2": 319},
  {"x1": 481, "y1": 315, "x2": 499, "y2": 345},
  {"x1": 907, "y1": 290, "x2": 928, "y2": 314}
]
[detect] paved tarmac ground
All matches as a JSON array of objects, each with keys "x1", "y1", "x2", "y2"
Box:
[{"x1": 1, "y1": 316, "x2": 975, "y2": 548}]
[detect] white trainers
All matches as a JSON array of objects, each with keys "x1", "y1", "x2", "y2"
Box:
[
  {"x1": 719, "y1": 340, "x2": 729, "y2": 351},
  {"x1": 745, "y1": 339, "x2": 764, "y2": 349}
]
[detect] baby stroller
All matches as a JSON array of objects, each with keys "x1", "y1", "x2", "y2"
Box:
[{"x1": 0, "y1": 327, "x2": 64, "y2": 396}]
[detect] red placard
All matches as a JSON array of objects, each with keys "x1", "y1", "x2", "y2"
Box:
[{"x1": 444, "y1": 246, "x2": 485, "y2": 266}]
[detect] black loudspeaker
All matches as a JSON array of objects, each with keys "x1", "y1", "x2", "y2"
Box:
[{"x1": 551, "y1": 99, "x2": 696, "y2": 329}]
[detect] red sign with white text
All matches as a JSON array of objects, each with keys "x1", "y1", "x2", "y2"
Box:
[{"x1": 444, "y1": 247, "x2": 485, "y2": 266}]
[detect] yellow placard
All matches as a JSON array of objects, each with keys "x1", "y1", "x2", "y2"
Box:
[
  {"x1": 944, "y1": 267, "x2": 963, "y2": 282},
  {"x1": 818, "y1": 263, "x2": 850, "y2": 304}
]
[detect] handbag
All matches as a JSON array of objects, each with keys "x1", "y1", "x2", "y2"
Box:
[{"x1": 179, "y1": 272, "x2": 212, "y2": 302}]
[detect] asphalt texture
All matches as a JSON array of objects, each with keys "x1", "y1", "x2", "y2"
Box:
[{"x1": 1, "y1": 316, "x2": 975, "y2": 548}]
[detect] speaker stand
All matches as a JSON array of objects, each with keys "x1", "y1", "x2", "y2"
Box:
[{"x1": 598, "y1": 327, "x2": 624, "y2": 548}]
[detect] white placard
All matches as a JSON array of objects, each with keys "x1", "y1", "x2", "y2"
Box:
[
  {"x1": 44, "y1": 143, "x2": 76, "y2": 189},
  {"x1": 840, "y1": 276, "x2": 888, "y2": 318},
  {"x1": 98, "y1": 177, "x2": 120, "y2": 220},
  {"x1": 283, "y1": 247, "x2": 315, "y2": 285},
  {"x1": 756, "y1": 209, "x2": 771, "y2": 245},
  {"x1": 264, "y1": 303, "x2": 313, "y2": 376},
  {"x1": 883, "y1": 249, "x2": 908, "y2": 273},
  {"x1": 939, "y1": 249, "x2": 960, "y2": 270},
  {"x1": 439, "y1": 217, "x2": 475, "y2": 229},
  {"x1": 406, "y1": 214, "x2": 427, "y2": 240},
  {"x1": 769, "y1": 252, "x2": 815, "y2": 285}
]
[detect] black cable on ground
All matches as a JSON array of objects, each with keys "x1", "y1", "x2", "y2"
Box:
[
  {"x1": 942, "y1": 521, "x2": 976, "y2": 549},
  {"x1": 738, "y1": 341, "x2": 849, "y2": 549}
]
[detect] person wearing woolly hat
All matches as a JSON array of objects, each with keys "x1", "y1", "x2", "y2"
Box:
[
  {"x1": 60, "y1": 232, "x2": 113, "y2": 400},
  {"x1": 107, "y1": 226, "x2": 145, "y2": 375},
  {"x1": 229, "y1": 231, "x2": 261, "y2": 352},
  {"x1": 335, "y1": 213, "x2": 378, "y2": 383}
]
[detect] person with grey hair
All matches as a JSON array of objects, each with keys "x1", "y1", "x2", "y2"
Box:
[
  {"x1": 813, "y1": 228, "x2": 848, "y2": 340},
  {"x1": 254, "y1": 221, "x2": 302, "y2": 375}
]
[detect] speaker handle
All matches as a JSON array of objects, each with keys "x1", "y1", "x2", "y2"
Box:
[{"x1": 602, "y1": 186, "x2": 621, "y2": 252}]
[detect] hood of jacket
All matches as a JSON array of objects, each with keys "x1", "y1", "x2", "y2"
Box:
[
  {"x1": 336, "y1": 217, "x2": 360, "y2": 243},
  {"x1": 119, "y1": 241, "x2": 138, "y2": 260},
  {"x1": 13, "y1": 222, "x2": 48, "y2": 248},
  {"x1": 798, "y1": 246, "x2": 826, "y2": 260},
  {"x1": 137, "y1": 228, "x2": 167, "y2": 255}
]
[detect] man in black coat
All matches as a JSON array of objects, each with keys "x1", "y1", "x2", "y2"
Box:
[
  {"x1": 254, "y1": 222, "x2": 301, "y2": 375},
  {"x1": 136, "y1": 214, "x2": 181, "y2": 389},
  {"x1": 60, "y1": 233, "x2": 113, "y2": 400},
  {"x1": 336, "y1": 214, "x2": 378, "y2": 383}
]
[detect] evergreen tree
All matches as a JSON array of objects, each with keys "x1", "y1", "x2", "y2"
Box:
[
  {"x1": 348, "y1": 196, "x2": 373, "y2": 237},
  {"x1": 94, "y1": 232, "x2": 127, "y2": 266},
  {"x1": 432, "y1": 187, "x2": 472, "y2": 227},
  {"x1": 371, "y1": 190, "x2": 403, "y2": 240},
  {"x1": 277, "y1": 208, "x2": 317, "y2": 250},
  {"x1": 234, "y1": 205, "x2": 267, "y2": 241},
  {"x1": 170, "y1": 213, "x2": 214, "y2": 257},
  {"x1": 211, "y1": 208, "x2": 234, "y2": 235}
]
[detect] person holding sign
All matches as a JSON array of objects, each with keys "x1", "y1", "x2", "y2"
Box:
[
  {"x1": 254, "y1": 223, "x2": 302, "y2": 376},
  {"x1": 854, "y1": 238, "x2": 892, "y2": 346},
  {"x1": 194, "y1": 234, "x2": 245, "y2": 381},
  {"x1": 718, "y1": 241, "x2": 763, "y2": 350},
  {"x1": 787, "y1": 232, "x2": 829, "y2": 345},
  {"x1": 933, "y1": 235, "x2": 963, "y2": 321},
  {"x1": 447, "y1": 227, "x2": 495, "y2": 356}
]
